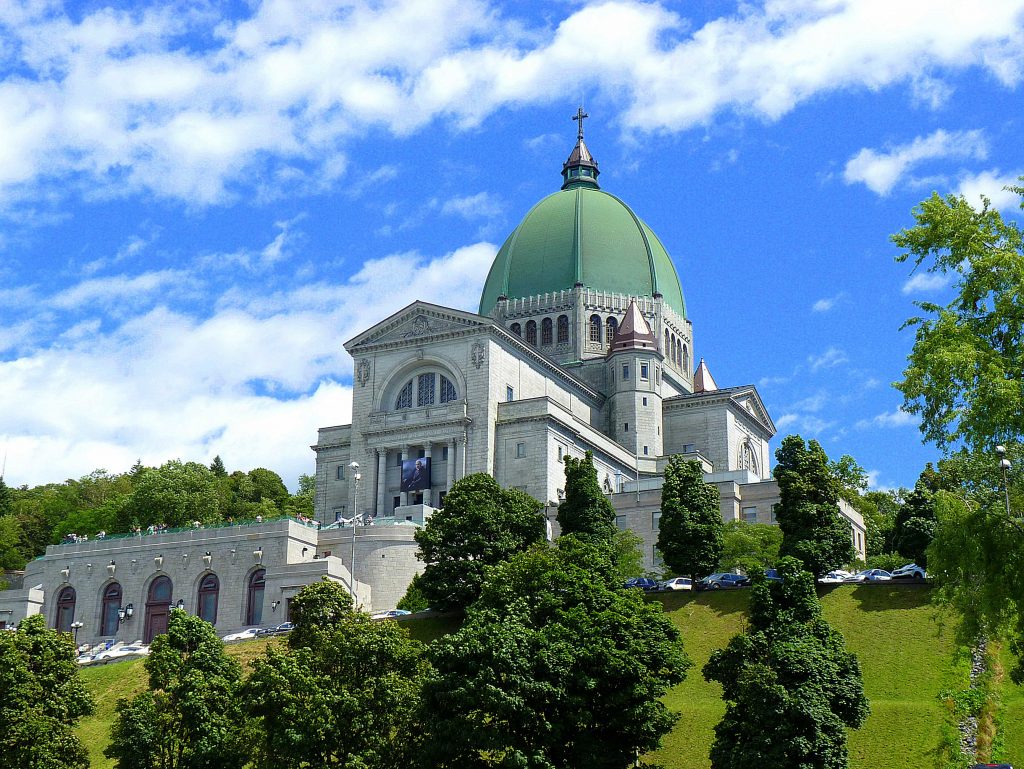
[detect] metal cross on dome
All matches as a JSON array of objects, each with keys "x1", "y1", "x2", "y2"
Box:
[{"x1": 572, "y1": 106, "x2": 588, "y2": 140}]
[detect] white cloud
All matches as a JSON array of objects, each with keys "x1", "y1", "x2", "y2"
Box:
[
  {"x1": 440, "y1": 192, "x2": 505, "y2": 220},
  {"x1": 957, "y1": 169, "x2": 1024, "y2": 211},
  {"x1": 856, "y1": 408, "x2": 917, "y2": 429},
  {"x1": 2, "y1": 2, "x2": 1024, "y2": 206},
  {"x1": 808, "y1": 346, "x2": 848, "y2": 372},
  {"x1": 843, "y1": 129, "x2": 988, "y2": 195},
  {"x1": 0, "y1": 239, "x2": 496, "y2": 490},
  {"x1": 50, "y1": 269, "x2": 190, "y2": 311},
  {"x1": 901, "y1": 271, "x2": 951, "y2": 294},
  {"x1": 812, "y1": 291, "x2": 845, "y2": 312}
]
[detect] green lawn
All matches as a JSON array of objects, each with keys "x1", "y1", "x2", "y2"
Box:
[
  {"x1": 77, "y1": 588, "x2": 959, "y2": 769},
  {"x1": 997, "y1": 642, "x2": 1024, "y2": 763}
]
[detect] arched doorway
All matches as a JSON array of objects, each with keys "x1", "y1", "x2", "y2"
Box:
[
  {"x1": 144, "y1": 576, "x2": 172, "y2": 643},
  {"x1": 197, "y1": 573, "x2": 219, "y2": 625},
  {"x1": 55, "y1": 586, "x2": 76, "y2": 632},
  {"x1": 246, "y1": 569, "x2": 265, "y2": 626},
  {"x1": 100, "y1": 582, "x2": 122, "y2": 637}
]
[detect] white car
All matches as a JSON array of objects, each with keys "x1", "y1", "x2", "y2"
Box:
[
  {"x1": 92, "y1": 644, "x2": 150, "y2": 662},
  {"x1": 818, "y1": 570, "x2": 853, "y2": 584},
  {"x1": 843, "y1": 569, "x2": 892, "y2": 584},
  {"x1": 222, "y1": 627, "x2": 260, "y2": 642},
  {"x1": 371, "y1": 609, "x2": 412, "y2": 620},
  {"x1": 660, "y1": 577, "x2": 693, "y2": 591},
  {"x1": 890, "y1": 563, "x2": 928, "y2": 582}
]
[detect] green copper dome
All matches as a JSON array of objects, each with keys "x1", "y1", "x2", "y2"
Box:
[
  {"x1": 480, "y1": 117, "x2": 685, "y2": 318},
  {"x1": 478, "y1": 185, "x2": 687, "y2": 318}
]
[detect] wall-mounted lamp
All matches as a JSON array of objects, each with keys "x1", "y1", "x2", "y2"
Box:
[
  {"x1": 154, "y1": 554, "x2": 164, "y2": 569},
  {"x1": 229, "y1": 548, "x2": 237, "y2": 564},
  {"x1": 271, "y1": 601, "x2": 281, "y2": 612},
  {"x1": 203, "y1": 551, "x2": 212, "y2": 567},
  {"x1": 301, "y1": 547, "x2": 309, "y2": 558},
  {"x1": 86, "y1": 563, "x2": 93, "y2": 573},
  {"x1": 117, "y1": 603, "x2": 134, "y2": 622},
  {"x1": 174, "y1": 599, "x2": 185, "y2": 611},
  {"x1": 181, "y1": 553, "x2": 189, "y2": 569},
  {"x1": 253, "y1": 547, "x2": 263, "y2": 564},
  {"x1": 60, "y1": 566, "x2": 70, "y2": 581},
  {"x1": 107, "y1": 560, "x2": 116, "y2": 577}
]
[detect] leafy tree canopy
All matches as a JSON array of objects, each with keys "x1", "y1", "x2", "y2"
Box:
[
  {"x1": 414, "y1": 473, "x2": 546, "y2": 611},
  {"x1": 703, "y1": 558, "x2": 869, "y2": 769},
  {"x1": 657, "y1": 456, "x2": 723, "y2": 579},
  {"x1": 892, "y1": 184, "x2": 1024, "y2": 453},
  {"x1": 773, "y1": 435, "x2": 854, "y2": 575},
  {"x1": 0, "y1": 614, "x2": 94, "y2": 769},
  {"x1": 557, "y1": 451, "x2": 617, "y2": 542},
  {"x1": 119, "y1": 460, "x2": 222, "y2": 530},
  {"x1": 718, "y1": 520, "x2": 782, "y2": 573},
  {"x1": 106, "y1": 611, "x2": 245, "y2": 769},
  {"x1": 421, "y1": 537, "x2": 690, "y2": 769}
]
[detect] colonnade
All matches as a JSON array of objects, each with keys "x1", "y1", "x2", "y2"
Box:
[{"x1": 370, "y1": 436, "x2": 467, "y2": 516}]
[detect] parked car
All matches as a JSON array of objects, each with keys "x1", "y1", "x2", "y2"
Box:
[
  {"x1": 255, "y1": 622, "x2": 294, "y2": 638},
  {"x1": 74, "y1": 653, "x2": 96, "y2": 665},
  {"x1": 660, "y1": 577, "x2": 693, "y2": 591},
  {"x1": 818, "y1": 570, "x2": 853, "y2": 584},
  {"x1": 92, "y1": 644, "x2": 149, "y2": 662},
  {"x1": 222, "y1": 627, "x2": 260, "y2": 642},
  {"x1": 763, "y1": 568, "x2": 783, "y2": 583},
  {"x1": 371, "y1": 609, "x2": 412, "y2": 620},
  {"x1": 970, "y1": 764, "x2": 1014, "y2": 768},
  {"x1": 843, "y1": 569, "x2": 892, "y2": 583},
  {"x1": 624, "y1": 577, "x2": 660, "y2": 591},
  {"x1": 697, "y1": 573, "x2": 750, "y2": 591},
  {"x1": 890, "y1": 563, "x2": 927, "y2": 582}
]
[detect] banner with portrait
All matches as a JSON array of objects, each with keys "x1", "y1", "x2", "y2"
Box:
[{"x1": 401, "y1": 457, "x2": 431, "y2": 492}]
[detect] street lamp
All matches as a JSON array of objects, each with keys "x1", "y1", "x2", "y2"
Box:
[
  {"x1": 70, "y1": 620, "x2": 83, "y2": 645},
  {"x1": 996, "y1": 445, "x2": 1013, "y2": 517},
  {"x1": 349, "y1": 461, "x2": 362, "y2": 607},
  {"x1": 118, "y1": 603, "x2": 134, "y2": 623}
]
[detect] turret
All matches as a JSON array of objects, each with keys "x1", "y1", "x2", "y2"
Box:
[{"x1": 606, "y1": 300, "x2": 663, "y2": 457}]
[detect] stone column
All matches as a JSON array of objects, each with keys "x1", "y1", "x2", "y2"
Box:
[
  {"x1": 399, "y1": 446, "x2": 409, "y2": 506},
  {"x1": 376, "y1": 448, "x2": 387, "y2": 517},
  {"x1": 446, "y1": 438, "x2": 456, "y2": 490},
  {"x1": 423, "y1": 443, "x2": 432, "y2": 507},
  {"x1": 458, "y1": 435, "x2": 467, "y2": 479}
]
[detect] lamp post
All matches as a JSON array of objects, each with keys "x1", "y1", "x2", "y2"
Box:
[
  {"x1": 349, "y1": 461, "x2": 362, "y2": 607},
  {"x1": 70, "y1": 620, "x2": 83, "y2": 645},
  {"x1": 996, "y1": 445, "x2": 1013, "y2": 517}
]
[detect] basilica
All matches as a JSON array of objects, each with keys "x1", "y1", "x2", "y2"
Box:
[{"x1": 0, "y1": 120, "x2": 865, "y2": 646}]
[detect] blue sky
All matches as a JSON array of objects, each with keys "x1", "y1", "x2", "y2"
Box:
[{"x1": 1, "y1": 0, "x2": 1023, "y2": 492}]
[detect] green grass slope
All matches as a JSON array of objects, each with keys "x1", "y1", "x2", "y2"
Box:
[{"x1": 77, "y1": 588, "x2": 953, "y2": 769}]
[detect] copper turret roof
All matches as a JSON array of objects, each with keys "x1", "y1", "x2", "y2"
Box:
[{"x1": 608, "y1": 299, "x2": 657, "y2": 354}]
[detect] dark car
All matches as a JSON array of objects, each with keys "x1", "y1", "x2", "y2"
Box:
[
  {"x1": 764, "y1": 568, "x2": 783, "y2": 583},
  {"x1": 624, "y1": 577, "x2": 660, "y2": 591},
  {"x1": 970, "y1": 764, "x2": 1014, "y2": 768},
  {"x1": 697, "y1": 573, "x2": 750, "y2": 591}
]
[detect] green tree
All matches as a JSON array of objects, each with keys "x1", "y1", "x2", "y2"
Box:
[
  {"x1": 106, "y1": 611, "x2": 245, "y2": 769},
  {"x1": 656, "y1": 456, "x2": 723, "y2": 579},
  {"x1": 891, "y1": 470, "x2": 938, "y2": 567},
  {"x1": 119, "y1": 461, "x2": 222, "y2": 530},
  {"x1": 0, "y1": 614, "x2": 95, "y2": 769},
  {"x1": 892, "y1": 185, "x2": 1024, "y2": 453},
  {"x1": 421, "y1": 537, "x2": 690, "y2": 769},
  {"x1": 773, "y1": 436, "x2": 854, "y2": 575},
  {"x1": 0, "y1": 514, "x2": 26, "y2": 570},
  {"x1": 703, "y1": 557, "x2": 869, "y2": 769},
  {"x1": 244, "y1": 580, "x2": 429, "y2": 769},
  {"x1": 860, "y1": 489, "x2": 902, "y2": 558},
  {"x1": 283, "y1": 473, "x2": 315, "y2": 520},
  {"x1": 0, "y1": 475, "x2": 12, "y2": 517},
  {"x1": 209, "y1": 455, "x2": 227, "y2": 477},
  {"x1": 611, "y1": 528, "x2": 647, "y2": 579},
  {"x1": 557, "y1": 451, "x2": 617, "y2": 542},
  {"x1": 414, "y1": 473, "x2": 545, "y2": 611},
  {"x1": 718, "y1": 520, "x2": 783, "y2": 573}
]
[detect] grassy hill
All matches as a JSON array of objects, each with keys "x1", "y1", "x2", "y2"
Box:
[{"x1": 76, "y1": 586, "x2": 1023, "y2": 769}]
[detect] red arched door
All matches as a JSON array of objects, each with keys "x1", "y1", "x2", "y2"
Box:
[{"x1": 144, "y1": 576, "x2": 172, "y2": 643}]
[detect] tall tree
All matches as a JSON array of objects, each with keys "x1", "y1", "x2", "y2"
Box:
[
  {"x1": 718, "y1": 521, "x2": 783, "y2": 574},
  {"x1": 209, "y1": 455, "x2": 227, "y2": 477},
  {"x1": 421, "y1": 536, "x2": 690, "y2": 769},
  {"x1": 557, "y1": 451, "x2": 617, "y2": 542},
  {"x1": 106, "y1": 612, "x2": 245, "y2": 769},
  {"x1": 892, "y1": 185, "x2": 1024, "y2": 454},
  {"x1": 703, "y1": 558, "x2": 869, "y2": 769},
  {"x1": 414, "y1": 473, "x2": 545, "y2": 611},
  {"x1": 0, "y1": 614, "x2": 95, "y2": 769},
  {"x1": 891, "y1": 467, "x2": 939, "y2": 567},
  {"x1": 119, "y1": 460, "x2": 222, "y2": 530},
  {"x1": 656, "y1": 456, "x2": 723, "y2": 579},
  {"x1": 773, "y1": 436, "x2": 854, "y2": 575}
]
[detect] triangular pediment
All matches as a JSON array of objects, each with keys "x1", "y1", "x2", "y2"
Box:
[
  {"x1": 345, "y1": 301, "x2": 490, "y2": 351},
  {"x1": 729, "y1": 388, "x2": 775, "y2": 435}
]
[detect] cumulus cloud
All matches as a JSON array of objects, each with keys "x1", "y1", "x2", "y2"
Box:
[
  {"x1": 1, "y1": 1, "x2": 1024, "y2": 206},
  {"x1": 440, "y1": 192, "x2": 505, "y2": 220},
  {"x1": 0, "y1": 239, "x2": 496, "y2": 489},
  {"x1": 812, "y1": 291, "x2": 845, "y2": 312},
  {"x1": 957, "y1": 168, "x2": 1024, "y2": 210},
  {"x1": 901, "y1": 271, "x2": 951, "y2": 294},
  {"x1": 856, "y1": 408, "x2": 917, "y2": 429},
  {"x1": 808, "y1": 346, "x2": 848, "y2": 372},
  {"x1": 844, "y1": 129, "x2": 988, "y2": 195}
]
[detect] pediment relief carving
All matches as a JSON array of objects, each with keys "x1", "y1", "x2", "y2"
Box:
[{"x1": 354, "y1": 309, "x2": 484, "y2": 348}]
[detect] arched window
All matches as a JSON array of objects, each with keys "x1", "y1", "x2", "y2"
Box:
[
  {"x1": 55, "y1": 586, "x2": 76, "y2": 632},
  {"x1": 510, "y1": 322, "x2": 522, "y2": 336},
  {"x1": 739, "y1": 442, "x2": 759, "y2": 475},
  {"x1": 682, "y1": 343, "x2": 689, "y2": 374},
  {"x1": 525, "y1": 320, "x2": 537, "y2": 346},
  {"x1": 589, "y1": 315, "x2": 602, "y2": 343},
  {"x1": 606, "y1": 316, "x2": 618, "y2": 342},
  {"x1": 541, "y1": 317, "x2": 553, "y2": 346},
  {"x1": 144, "y1": 576, "x2": 172, "y2": 644},
  {"x1": 664, "y1": 329, "x2": 670, "y2": 356},
  {"x1": 101, "y1": 582, "x2": 122, "y2": 637},
  {"x1": 246, "y1": 569, "x2": 266, "y2": 626},
  {"x1": 440, "y1": 375, "x2": 457, "y2": 403},
  {"x1": 395, "y1": 380, "x2": 413, "y2": 409},
  {"x1": 676, "y1": 340, "x2": 682, "y2": 368},
  {"x1": 557, "y1": 315, "x2": 569, "y2": 345},
  {"x1": 198, "y1": 573, "x2": 219, "y2": 625}
]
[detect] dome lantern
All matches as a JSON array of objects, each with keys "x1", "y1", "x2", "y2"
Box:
[{"x1": 561, "y1": 107, "x2": 600, "y2": 190}]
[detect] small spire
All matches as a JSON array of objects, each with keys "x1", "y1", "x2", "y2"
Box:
[{"x1": 562, "y1": 107, "x2": 600, "y2": 190}]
